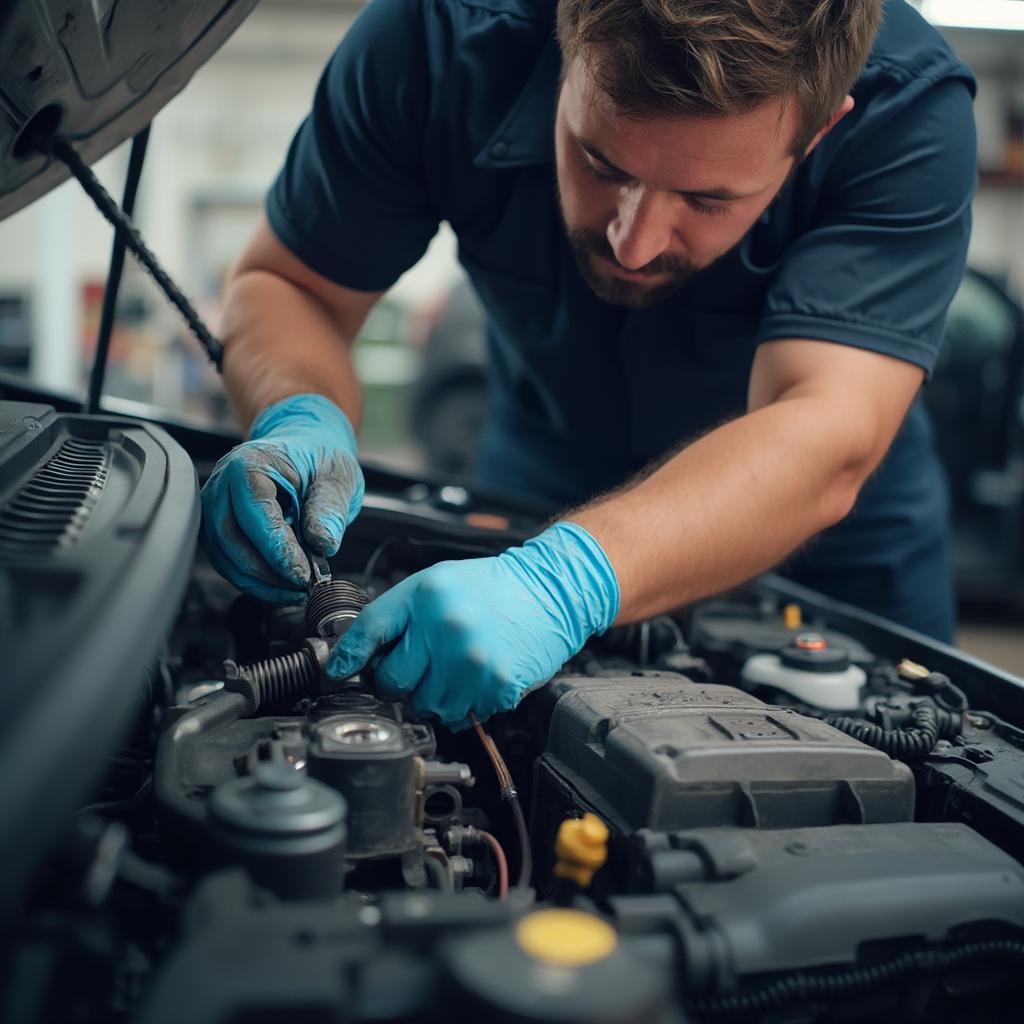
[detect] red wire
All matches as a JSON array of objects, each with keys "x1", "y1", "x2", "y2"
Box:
[
  {"x1": 471, "y1": 713, "x2": 513, "y2": 792},
  {"x1": 478, "y1": 829, "x2": 509, "y2": 900},
  {"x1": 470, "y1": 713, "x2": 531, "y2": 888}
]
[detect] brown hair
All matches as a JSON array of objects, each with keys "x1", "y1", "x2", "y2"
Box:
[{"x1": 556, "y1": 0, "x2": 883, "y2": 153}]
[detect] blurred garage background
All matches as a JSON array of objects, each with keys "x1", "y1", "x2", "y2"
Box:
[{"x1": 0, "y1": 0, "x2": 1020, "y2": 667}]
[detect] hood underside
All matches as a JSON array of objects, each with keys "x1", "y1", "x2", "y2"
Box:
[{"x1": 0, "y1": 0, "x2": 259, "y2": 221}]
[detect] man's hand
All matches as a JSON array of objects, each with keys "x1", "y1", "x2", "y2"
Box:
[
  {"x1": 326, "y1": 523, "x2": 619, "y2": 726},
  {"x1": 201, "y1": 394, "x2": 364, "y2": 603}
]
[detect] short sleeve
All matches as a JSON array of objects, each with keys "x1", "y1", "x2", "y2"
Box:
[
  {"x1": 758, "y1": 77, "x2": 977, "y2": 375},
  {"x1": 266, "y1": 0, "x2": 442, "y2": 291}
]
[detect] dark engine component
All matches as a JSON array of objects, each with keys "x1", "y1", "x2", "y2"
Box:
[
  {"x1": 0, "y1": 400, "x2": 198, "y2": 922},
  {"x1": 206, "y1": 762, "x2": 348, "y2": 900},
  {"x1": 532, "y1": 674, "x2": 914, "y2": 845},
  {"x1": 824, "y1": 699, "x2": 945, "y2": 760},
  {"x1": 220, "y1": 577, "x2": 370, "y2": 712},
  {"x1": 441, "y1": 907, "x2": 675, "y2": 1024},
  {"x1": 8, "y1": 400, "x2": 1024, "y2": 1024},
  {"x1": 689, "y1": 598, "x2": 875, "y2": 688},
  {"x1": 224, "y1": 637, "x2": 331, "y2": 712},
  {"x1": 612, "y1": 822, "x2": 1024, "y2": 1008},
  {"x1": 139, "y1": 886, "x2": 669, "y2": 1024},
  {"x1": 306, "y1": 714, "x2": 419, "y2": 859},
  {"x1": 918, "y1": 711, "x2": 1024, "y2": 863}
]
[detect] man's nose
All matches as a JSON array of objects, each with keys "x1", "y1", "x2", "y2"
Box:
[{"x1": 606, "y1": 186, "x2": 671, "y2": 271}]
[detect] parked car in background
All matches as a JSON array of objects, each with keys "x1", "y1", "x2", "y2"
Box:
[
  {"x1": 408, "y1": 280, "x2": 488, "y2": 477},
  {"x1": 926, "y1": 269, "x2": 1024, "y2": 612},
  {"x1": 410, "y1": 269, "x2": 1024, "y2": 611}
]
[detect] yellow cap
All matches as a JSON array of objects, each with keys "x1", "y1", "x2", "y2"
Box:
[
  {"x1": 553, "y1": 813, "x2": 609, "y2": 888},
  {"x1": 516, "y1": 908, "x2": 617, "y2": 967},
  {"x1": 783, "y1": 604, "x2": 802, "y2": 630}
]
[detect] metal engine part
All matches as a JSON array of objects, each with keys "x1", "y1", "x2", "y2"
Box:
[
  {"x1": 306, "y1": 563, "x2": 369, "y2": 639},
  {"x1": 306, "y1": 714, "x2": 419, "y2": 859}
]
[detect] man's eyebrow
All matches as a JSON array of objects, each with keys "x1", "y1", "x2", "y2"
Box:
[
  {"x1": 682, "y1": 185, "x2": 747, "y2": 201},
  {"x1": 575, "y1": 137, "x2": 752, "y2": 202}
]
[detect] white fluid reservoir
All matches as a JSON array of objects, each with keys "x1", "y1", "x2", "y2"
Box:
[{"x1": 741, "y1": 633, "x2": 866, "y2": 712}]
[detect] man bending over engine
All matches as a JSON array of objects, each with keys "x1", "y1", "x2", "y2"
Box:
[{"x1": 202, "y1": 0, "x2": 976, "y2": 725}]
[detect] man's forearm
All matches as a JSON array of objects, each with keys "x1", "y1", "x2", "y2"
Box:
[
  {"x1": 220, "y1": 269, "x2": 363, "y2": 432},
  {"x1": 570, "y1": 396, "x2": 869, "y2": 624}
]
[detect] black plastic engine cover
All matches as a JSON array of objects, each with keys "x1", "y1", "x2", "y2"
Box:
[
  {"x1": 532, "y1": 674, "x2": 914, "y2": 849},
  {"x1": 611, "y1": 821, "x2": 1024, "y2": 986},
  {"x1": 917, "y1": 714, "x2": 1024, "y2": 864},
  {"x1": 0, "y1": 400, "x2": 198, "y2": 923}
]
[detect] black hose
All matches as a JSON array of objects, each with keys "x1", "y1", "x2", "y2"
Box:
[
  {"x1": 687, "y1": 939, "x2": 1024, "y2": 1019},
  {"x1": 921, "y1": 671, "x2": 968, "y2": 713},
  {"x1": 50, "y1": 139, "x2": 224, "y2": 369},
  {"x1": 83, "y1": 126, "x2": 150, "y2": 414},
  {"x1": 222, "y1": 639, "x2": 329, "y2": 713},
  {"x1": 825, "y1": 701, "x2": 939, "y2": 761},
  {"x1": 237, "y1": 649, "x2": 320, "y2": 707},
  {"x1": 934, "y1": 705, "x2": 964, "y2": 739},
  {"x1": 509, "y1": 793, "x2": 533, "y2": 889}
]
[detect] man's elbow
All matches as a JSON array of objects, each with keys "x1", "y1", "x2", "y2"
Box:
[
  {"x1": 818, "y1": 432, "x2": 886, "y2": 529},
  {"x1": 820, "y1": 471, "x2": 862, "y2": 530}
]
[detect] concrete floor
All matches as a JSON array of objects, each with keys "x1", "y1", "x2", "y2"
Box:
[{"x1": 957, "y1": 622, "x2": 1024, "y2": 678}]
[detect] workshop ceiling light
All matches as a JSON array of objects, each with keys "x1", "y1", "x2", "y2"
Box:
[{"x1": 920, "y1": 0, "x2": 1024, "y2": 31}]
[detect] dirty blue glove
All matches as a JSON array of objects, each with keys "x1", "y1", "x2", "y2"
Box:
[
  {"x1": 201, "y1": 394, "x2": 364, "y2": 603},
  {"x1": 327, "y1": 522, "x2": 620, "y2": 726}
]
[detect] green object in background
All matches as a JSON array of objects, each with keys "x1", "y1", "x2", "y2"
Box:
[{"x1": 354, "y1": 297, "x2": 423, "y2": 460}]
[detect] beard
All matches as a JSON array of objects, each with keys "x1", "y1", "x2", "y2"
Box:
[
  {"x1": 565, "y1": 226, "x2": 699, "y2": 308},
  {"x1": 556, "y1": 159, "x2": 798, "y2": 309}
]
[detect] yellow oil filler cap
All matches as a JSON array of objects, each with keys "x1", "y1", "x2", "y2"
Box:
[
  {"x1": 783, "y1": 603, "x2": 803, "y2": 630},
  {"x1": 553, "y1": 813, "x2": 609, "y2": 888},
  {"x1": 516, "y1": 908, "x2": 618, "y2": 967}
]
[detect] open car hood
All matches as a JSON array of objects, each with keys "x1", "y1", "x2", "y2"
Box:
[{"x1": 0, "y1": 0, "x2": 259, "y2": 221}]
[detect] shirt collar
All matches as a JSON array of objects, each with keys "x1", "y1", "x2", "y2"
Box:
[{"x1": 474, "y1": 36, "x2": 561, "y2": 169}]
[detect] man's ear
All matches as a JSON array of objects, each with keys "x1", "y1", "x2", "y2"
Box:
[{"x1": 802, "y1": 95, "x2": 855, "y2": 159}]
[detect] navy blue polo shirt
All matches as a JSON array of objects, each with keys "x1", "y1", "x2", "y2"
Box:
[{"x1": 267, "y1": 0, "x2": 976, "y2": 640}]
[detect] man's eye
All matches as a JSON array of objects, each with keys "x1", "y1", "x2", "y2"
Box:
[
  {"x1": 585, "y1": 158, "x2": 628, "y2": 183},
  {"x1": 686, "y1": 196, "x2": 729, "y2": 217}
]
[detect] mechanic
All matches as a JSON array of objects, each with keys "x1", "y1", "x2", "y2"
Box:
[{"x1": 202, "y1": 0, "x2": 976, "y2": 726}]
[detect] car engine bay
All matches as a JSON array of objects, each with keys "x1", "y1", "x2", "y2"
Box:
[
  {"x1": 4, "y1": 398, "x2": 1024, "y2": 1024},
  {"x1": 2, "y1": 1, "x2": 1022, "y2": 1019}
]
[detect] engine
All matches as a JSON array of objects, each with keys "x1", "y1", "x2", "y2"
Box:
[{"x1": 3, "y1": 399, "x2": 1024, "y2": 1024}]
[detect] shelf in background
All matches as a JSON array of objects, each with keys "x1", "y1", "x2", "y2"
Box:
[{"x1": 979, "y1": 168, "x2": 1024, "y2": 189}]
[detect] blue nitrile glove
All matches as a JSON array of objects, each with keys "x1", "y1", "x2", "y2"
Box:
[
  {"x1": 201, "y1": 394, "x2": 364, "y2": 603},
  {"x1": 326, "y1": 522, "x2": 620, "y2": 726}
]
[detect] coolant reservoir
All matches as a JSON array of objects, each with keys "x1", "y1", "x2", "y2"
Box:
[{"x1": 741, "y1": 632, "x2": 866, "y2": 711}]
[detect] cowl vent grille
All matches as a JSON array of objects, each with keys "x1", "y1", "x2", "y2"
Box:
[{"x1": 0, "y1": 438, "x2": 109, "y2": 556}]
